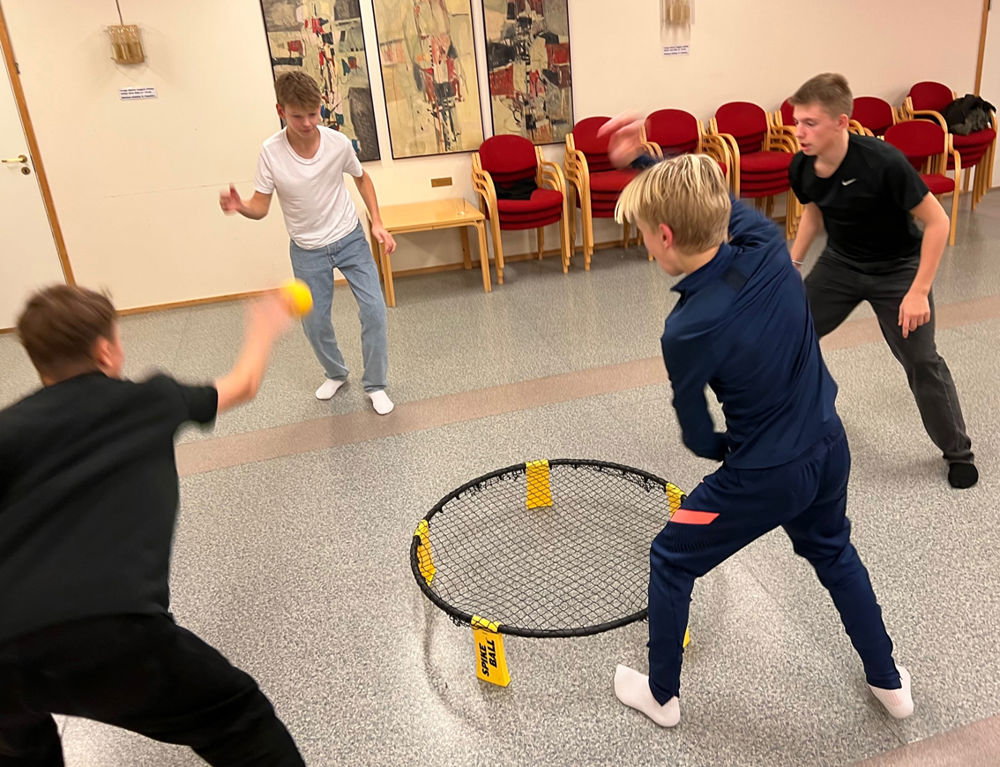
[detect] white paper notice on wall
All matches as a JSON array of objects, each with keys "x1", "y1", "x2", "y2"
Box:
[
  {"x1": 119, "y1": 87, "x2": 157, "y2": 101},
  {"x1": 662, "y1": 45, "x2": 690, "y2": 56}
]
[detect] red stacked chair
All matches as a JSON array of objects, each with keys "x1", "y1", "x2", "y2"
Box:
[
  {"x1": 710, "y1": 101, "x2": 799, "y2": 238},
  {"x1": 851, "y1": 96, "x2": 898, "y2": 137},
  {"x1": 902, "y1": 81, "x2": 996, "y2": 209},
  {"x1": 564, "y1": 116, "x2": 641, "y2": 269},
  {"x1": 884, "y1": 120, "x2": 960, "y2": 246},
  {"x1": 472, "y1": 134, "x2": 571, "y2": 283},
  {"x1": 642, "y1": 109, "x2": 731, "y2": 182}
]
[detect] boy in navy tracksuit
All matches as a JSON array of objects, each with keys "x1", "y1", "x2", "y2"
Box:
[{"x1": 597, "y1": 125, "x2": 913, "y2": 727}]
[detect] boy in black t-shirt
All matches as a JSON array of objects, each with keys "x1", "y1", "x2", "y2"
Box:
[
  {"x1": 788, "y1": 73, "x2": 977, "y2": 489},
  {"x1": 0, "y1": 286, "x2": 305, "y2": 765}
]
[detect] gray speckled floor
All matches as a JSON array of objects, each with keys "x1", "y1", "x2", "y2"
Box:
[{"x1": 2, "y1": 194, "x2": 999, "y2": 766}]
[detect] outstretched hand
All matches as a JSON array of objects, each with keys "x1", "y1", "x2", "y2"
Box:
[
  {"x1": 219, "y1": 184, "x2": 243, "y2": 215},
  {"x1": 597, "y1": 112, "x2": 646, "y2": 169}
]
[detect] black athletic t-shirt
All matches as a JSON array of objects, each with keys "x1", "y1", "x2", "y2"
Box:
[
  {"x1": 789, "y1": 134, "x2": 929, "y2": 264},
  {"x1": 0, "y1": 372, "x2": 217, "y2": 641}
]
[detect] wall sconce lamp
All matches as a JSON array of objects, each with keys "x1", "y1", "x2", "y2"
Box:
[
  {"x1": 108, "y1": 0, "x2": 144, "y2": 64},
  {"x1": 663, "y1": 0, "x2": 694, "y2": 26}
]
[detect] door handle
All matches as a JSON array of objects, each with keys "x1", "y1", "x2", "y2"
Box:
[{"x1": 2, "y1": 154, "x2": 28, "y2": 164}]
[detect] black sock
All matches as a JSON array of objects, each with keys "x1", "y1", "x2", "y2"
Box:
[{"x1": 948, "y1": 462, "x2": 979, "y2": 489}]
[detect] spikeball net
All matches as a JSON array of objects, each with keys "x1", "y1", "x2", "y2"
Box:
[{"x1": 411, "y1": 459, "x2": 687, "y2": 663}]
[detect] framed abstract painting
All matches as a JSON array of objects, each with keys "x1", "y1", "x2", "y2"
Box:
[
  {"x1": 482, "y1": 0, "x2": 573, "y2": 144},
  {"x1": 260, "y1": 0, "x2": 380, "y2": 161},
  {"x1": 372, "y1": 0, "x2": 485, "y2": 158}
]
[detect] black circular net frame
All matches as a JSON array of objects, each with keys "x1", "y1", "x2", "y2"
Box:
[{"x1": 411, "y1": 459, "x2": 680, "y2": 638}]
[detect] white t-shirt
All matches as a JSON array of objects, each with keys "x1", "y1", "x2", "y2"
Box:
[{"x1": 253, "y1": 126, "x2": 364, "y2": 250}]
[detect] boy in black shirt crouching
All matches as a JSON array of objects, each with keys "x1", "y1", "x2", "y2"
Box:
[
  {"x1": 0, "y1": 285, "x2": 305, "y2": 765},
  {"x1": 788, "y1": 73, "x2": 977, "y2": 489}
]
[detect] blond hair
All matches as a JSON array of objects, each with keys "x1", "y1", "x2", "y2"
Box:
[
  {"x1": 274, "y1": 71, "x2": 321, "y2": 109},
  {"x1": 789, "y1": 73, "x2": 853, "y2": 120},
  {"x1": 615, "y1": 154, "x2": 730, "y2": 254}
]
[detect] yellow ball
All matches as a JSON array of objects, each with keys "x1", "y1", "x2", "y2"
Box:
[{"x1": 281, "y1": 279, "x2": 313, "y2": 317}]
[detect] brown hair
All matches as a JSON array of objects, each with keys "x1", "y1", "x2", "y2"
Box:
[
  {"x1": 274, "y1": 71, "x2": 322, "y2": 109},
  {"x1": 789, "y1": 73, "x2": 853, "y2": 120},
  {"x1": 615, "y1": 154, "x2": 730, "y2": 254},
  {"x1": 16, "y1": 285, "x2": 117, "y2": 380}
]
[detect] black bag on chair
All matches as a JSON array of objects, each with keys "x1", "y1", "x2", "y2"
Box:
[
  {"x1": 941, "y1": 94, "x2": 996, "y2": 135},
  {"x1": 494, "y1": 177, "x2": 538, "y2": 201}
]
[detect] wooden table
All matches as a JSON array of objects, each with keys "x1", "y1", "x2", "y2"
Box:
[{"x1": 366, "y1": 198, "x2": 489, "y2": 307}]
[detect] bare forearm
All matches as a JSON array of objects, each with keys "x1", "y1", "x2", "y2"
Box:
[
  {"x1": 214, "y1": 296, "x2": 288, "y2": 413},
  {"x1": 215, "y1": 337, "x2": 271, "y2": 410},
  {"x1": 356, "y1": 175, "x2": 383, "y2": 227},
  {"x1": 910, "y1": 220, "x2": 948, "y2": 295},
  {"x1": 790, "y1": 207, "x2": 822, "y2": 263},
  {"x1": 237, "y1": 198, "x2": 269, "y2": 220}
]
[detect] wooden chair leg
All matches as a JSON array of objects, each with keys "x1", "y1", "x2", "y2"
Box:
[
  {"x1": 559, "y1": 214, "x2": 570, "y2": 273},
  {"x1": 622, "y1": 220, "x2": 629, "y2": 249},
  {"x1": 784, "y1": 192, "x2": 794, "y2": 240},
  {"x1": 489, "y1": 218, "x2": 505, "y2": 285},
  {"x1": 949, "y1": 186, "x2": 959, "y2": 246},
  {"x1": 537, "y1": 227, "x2": 545, "y2": 260},
  {"x1": 567, "y1": 187, "x2": 578, "y2": 256},
  {"x1": 977, "y1": 153, "x2": 992, "y2": 206},
  {"x1": 764, "y1": 195, "x2": 775, "y2": 218}
]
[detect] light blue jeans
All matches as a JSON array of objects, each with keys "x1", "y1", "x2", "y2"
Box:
[{"x1": 289, "y1": 222, "x2": 388, "y2": 392}]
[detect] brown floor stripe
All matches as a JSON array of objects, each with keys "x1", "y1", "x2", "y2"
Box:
[{"x1": 176, "y1": 292, "x2": 1000, "y2": 478}]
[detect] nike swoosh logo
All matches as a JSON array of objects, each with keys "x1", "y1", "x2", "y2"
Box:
[{"x1": 841, "y1": 178, "x2": 857, "y2": 186}]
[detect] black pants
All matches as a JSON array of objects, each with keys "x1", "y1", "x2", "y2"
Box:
[
  {"x1": 0, "y1": 614, "x2": 305, "y2": 766},
  {"x1": 805, "y1": 253, "x2": 973, "y2": 464}
]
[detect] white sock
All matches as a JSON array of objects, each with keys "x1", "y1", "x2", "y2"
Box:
[
  {"x1": 869, "y1": 665, "x2": 914, "y2": 719},
  {"x1": 367, "y1": 389, "x2": 394, "y2": 415},
  {"x1": 614, "y1": 664, "x2": 680, "y2": 727},
  {"x1": 315, "y1": 378, "x2": 346, "y2": 400}
]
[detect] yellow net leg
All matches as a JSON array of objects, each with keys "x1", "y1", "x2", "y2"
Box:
[
  {"x1": 666, "y1": 484, "x2": 692, "y2": 648},
  {"x1": 665, "y1": 482, "x2": 685, "y2": 517},
  {"x1": 526, "y1": 459, "x2": 553, "y2": 509},
  {"x1": 471, "y1": 616, "x2": 511, "y2": 687},
  {"x1": 414, "y1": 520, "x2": 435, "y2": 584}
]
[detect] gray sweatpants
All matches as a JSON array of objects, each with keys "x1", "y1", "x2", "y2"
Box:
[{"x1": 805, "y1": 251, "x2": 973, "y2": 464}]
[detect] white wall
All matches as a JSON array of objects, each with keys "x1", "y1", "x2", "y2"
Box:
[
  {"x1": 1, "y1": 0, "x2": 987, "y2": 310},
  {"x1": 3, "y1": 1, "x2": 289, "y2": 309}
]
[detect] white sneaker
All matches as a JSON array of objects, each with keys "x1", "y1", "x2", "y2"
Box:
[
  {"x1": 315, "y1": 378, "x2": 346, "y2": 400},
  {"x1": 869, "y1": 665, "x2": 914, "y2": 719},
  {"x1": 367, "y1": 389, "x2": 394, "y2": 415}
]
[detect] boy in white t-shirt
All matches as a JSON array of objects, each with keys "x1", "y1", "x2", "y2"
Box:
[{"x1": 221, "y1": 72, "x2": 397, "y2": 415}]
